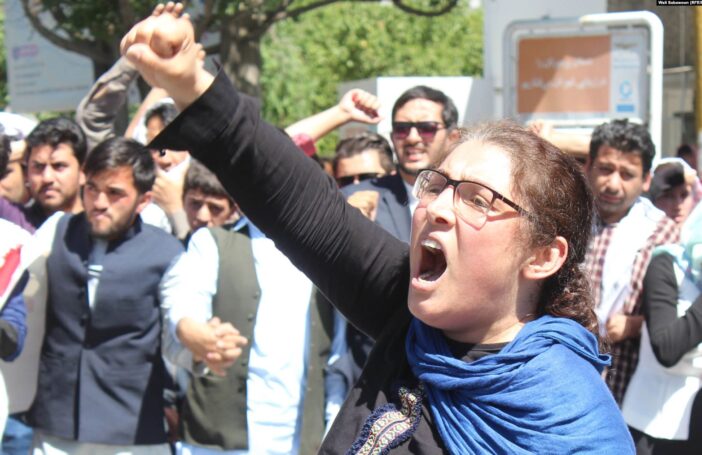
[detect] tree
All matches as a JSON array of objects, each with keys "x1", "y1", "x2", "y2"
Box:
[
  {"x1": 20, "y1": 0, "x2": 152, "y2": 78},
  {"x1": 260, "y1": 1, "x2": 482, "y2": 153},
  {"x1": 20, "y1": 0, "x2": 459, "y2": 96}
]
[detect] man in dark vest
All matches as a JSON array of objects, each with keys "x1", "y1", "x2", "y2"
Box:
[
  {"x1": 25, "y1": 137, "x2": 188, "y2": 454},
  {"x1": 163, "y1": 162, "x2": 335, "y2": 455}
]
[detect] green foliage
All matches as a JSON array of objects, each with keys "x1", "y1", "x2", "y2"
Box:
[
  {"x1": 36, "y1": 0, "x2": 153, "y2": 44},
  {"x1": 260, "y1": 1, "x2": 483, "y2": 155},
  {"x1": 0, "y1": 0, "x2": 482, "y2": 137}
]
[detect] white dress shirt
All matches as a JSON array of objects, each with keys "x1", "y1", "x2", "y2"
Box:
[{"x1": 165, "y1": 220, "x2": 340, "y2": 455}]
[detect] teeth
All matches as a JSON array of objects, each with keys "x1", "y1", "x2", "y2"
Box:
[{"x1": 421, "y1": 239, "x2": 442, "y2": 252}]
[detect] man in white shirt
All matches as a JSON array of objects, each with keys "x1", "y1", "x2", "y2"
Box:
[{"x1": 164, "y1": 162, "x2": 336, "y2": 455}]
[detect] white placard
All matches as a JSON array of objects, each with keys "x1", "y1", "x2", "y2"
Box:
[{"x1": 4, "y1": 0, "x2": 94, "y2": 113}]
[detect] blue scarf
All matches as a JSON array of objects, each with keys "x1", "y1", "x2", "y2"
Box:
[{"x1": 406, "y1": 315, "x2": 634, "y2": 454}]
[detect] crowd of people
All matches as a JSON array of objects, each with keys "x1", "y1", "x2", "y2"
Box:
[{"x1": 0, "y1": 3, "x2": 700, "y2": 454}]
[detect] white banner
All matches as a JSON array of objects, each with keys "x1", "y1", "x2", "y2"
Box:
[{"x1": 4, "y1": 0, "x2": 94, "y2": 113}]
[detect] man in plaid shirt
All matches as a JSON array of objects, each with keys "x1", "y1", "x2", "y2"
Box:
[{"x1": 584, "y1": 119, "x2": 679, "y2": 405}]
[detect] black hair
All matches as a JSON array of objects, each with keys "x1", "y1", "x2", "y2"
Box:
[
  {"x1": 26, "y1": 117, "x2": 87, "y2": 165},
  {"x1": 333, "y1": 132, "x2": 395, "y2": 175},
  {"x1": 589, "y1": 119, "x2": 655, "y2": 174},
  {"x1": 391, "y1": 85, "x2": 459, "y2": 129},
  {"x1": 183, "y1": 159, "x2": 233, "y2": 205},
  {"x1": 676, "y1": 144, "x2": 695, "y2": 159},
  {"x1": 83, "y1": 137, "x2": 155, "y2": 194}
]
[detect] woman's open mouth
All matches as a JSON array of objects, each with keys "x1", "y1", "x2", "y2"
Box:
[{"x1": 418, "y1": 238, "x2": 447, "y2": 282}]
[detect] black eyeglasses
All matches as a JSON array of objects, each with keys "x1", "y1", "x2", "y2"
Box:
[
  {"x1": 391, "y1": 121, "x2": 445, "y2": 141},
  {"x1": 413, "y1": 169, "x2": 531, "y2": 228},
  {"x1": 336, "y1": 172, "x2": 381, "y2": 188}
]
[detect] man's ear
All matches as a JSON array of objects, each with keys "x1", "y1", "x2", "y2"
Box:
[
  {"x1": 135, "y1": 191, "x2": 152, "y2": 215},
  {"x1": 79, "y1": 170, "x2": 86, "y2": 186},
  {"x1": 641, "y1": 171, "x2": 651, "y2": 193},
  {"x1": 522, "y1": 236, "x2": 568, "y2": 280},
  {"x1": 448, "y1": 128, "x2": 461, "y2": 143}
]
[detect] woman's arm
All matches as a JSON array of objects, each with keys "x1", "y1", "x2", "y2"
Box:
[
  {"x1": 642, "y1": 253, "x2": 702, "y2": 367},
  {"x1": 125, "y1": 8, "x2": 409, "y2": 339}
]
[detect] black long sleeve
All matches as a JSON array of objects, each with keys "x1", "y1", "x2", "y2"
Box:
[
  {"x1": 642, "y1": 253, "x2": 702, "y2": 367},
  {"x1": 151, "y1": 72, "x2": 410, "y2": 340}
]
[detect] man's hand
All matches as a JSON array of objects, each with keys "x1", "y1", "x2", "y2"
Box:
[
  {"x1": 152, "y1": 167, "x2": 185, "y2": 214},
  {"x1": 338, "y1": 89, "x2": 382, "y2": 125},
  {"x1": 347, "y1": 190, "x2": 380, "y2": 221},
  {"x1": 606, "y1": 314, "x2": 644, "y2": 343},
  {"x1": 120, "y1": 2, "x2": 213, "y2": 110},
  {"x1": 176, "y1": 316, "x2": 248, "y2": 376}
]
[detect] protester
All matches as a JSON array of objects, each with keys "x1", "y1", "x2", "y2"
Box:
[
  {"x1": 123, "y1": 5, "x2": 635, "y2": 452},
  {"x1": 344, "y1": 85, "x2": 459, "y2": 243},
  {"x1": 676, "y1": 144, "x2": 698, "y2": 173},
  {"x1": 165, "y1": 207, "x2": 333, "y2": 454},
  {"x1": 333, "y1": 133, "x2": 394, "y2": 188},
  {"x1": 23, "y1": 118, "x2": 87, "y2": 228},
  {"x1": 332, "y1": 132, "x2": 394, "y2": 222},
  {"x1": 0, "y1": 131, "x2": 33, "y2": 455},
  {"x1": 622, "y1": 202, "x2": 702, "y2": 453},
  {"x1": 0, "y1": 136, "x2": 34, "y2": 233},
  {"x1": 583, "y1": 119, "x2": 679, "y2": 405},
  {"x1": 179, "y1": 160, "x2": 239, "y2": 237},
  {"x1": 141, "y1": 103, "x2": 192, "y2": 235},
  {"x1": 0, "y1": 135, "x2": 31, "y2": 440},
  {"x1": 648, "y1": 158, "x2": 698, "y2": 225},
  {"x1": 160, "y1": 98, "x2": 383, "y2": 452},
  {"x1": 22, "y1": 137, "x2": 192, "y2": 453},
  {"x1": 0, "y1": 139, "x2": 30, "y2": 206}
]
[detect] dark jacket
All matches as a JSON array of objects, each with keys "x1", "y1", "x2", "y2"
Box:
[
  {"x1": 29, "y1": 213, "x2": 183, "y2": 444},
  {"x1": 342, "y1": 173, "x2": 411, "y2": 244}
]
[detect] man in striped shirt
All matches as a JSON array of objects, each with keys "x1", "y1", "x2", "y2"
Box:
[{"x1": 584, "y1": 119, "x2": 679, "y2": 405}]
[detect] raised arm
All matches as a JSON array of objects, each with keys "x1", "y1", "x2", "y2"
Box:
[
  {"x1": 284, "y1": 89, "x2": 381, "y2": 141},
  {"x1": 120, "y1": 3, "x2": 213, "y2": 111},
  {"x1": 121, "y1": 3, "x2": 410, "y2": 339},
  {"x1": 75, "y1": 57, "x2": 139, "y2": 151}
]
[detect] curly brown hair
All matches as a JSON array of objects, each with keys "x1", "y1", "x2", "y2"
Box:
[{"x1": 449, "y1": 121, "x2": 600, "y2": 344}]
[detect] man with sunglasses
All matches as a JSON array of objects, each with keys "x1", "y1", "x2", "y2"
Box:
[
  {"x1": 333, "y1": 133, "x2": 394, "y2": 188},
  {"x1": 332, "y1": 86, "x2": 460, "y2": 406},
  {"x1": 343, "y1": 85, "x2": 460, "y2": 243},
  {"x1": 332, "y1": 133, "x2": 395, "y2": 219}
]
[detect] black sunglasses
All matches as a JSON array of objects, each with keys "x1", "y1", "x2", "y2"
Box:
[
  {"x1": 336, "y1": 172, "x2": 381, "y2": 188},
  {"x1": 391, "y1": 121, "x2": 445, "y2": 141}
]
